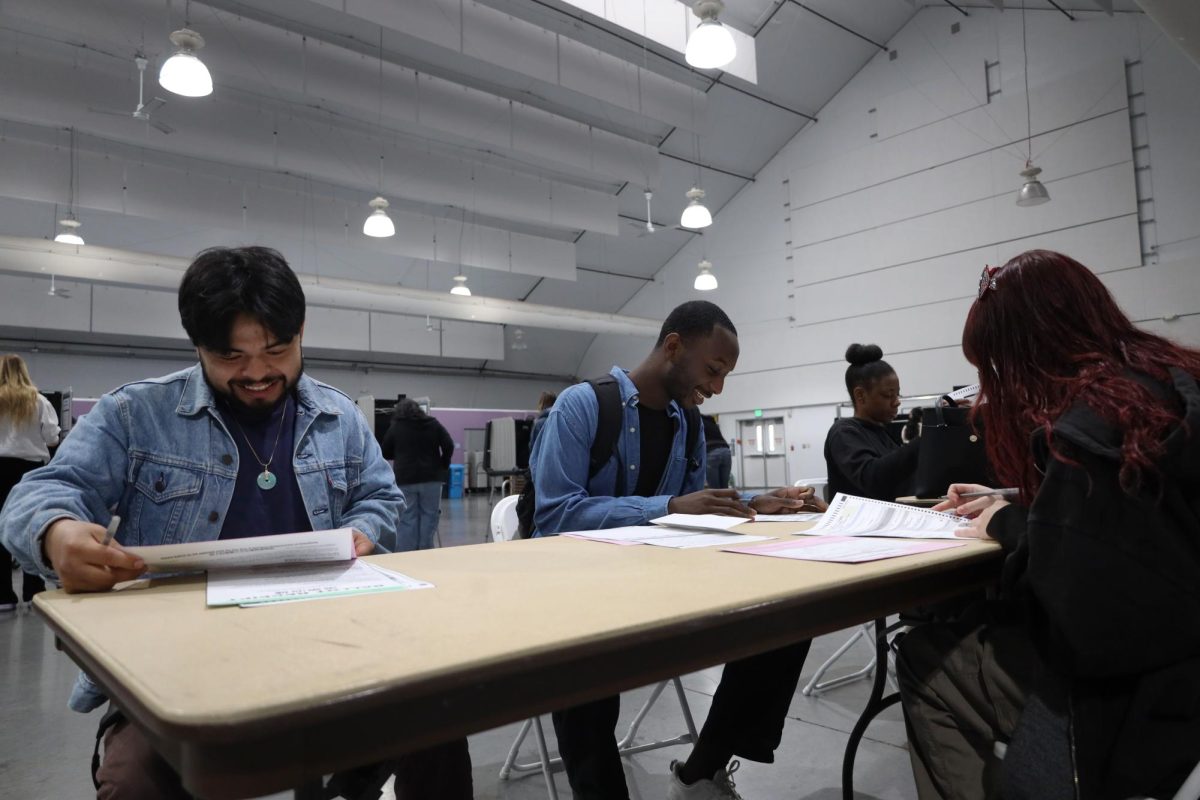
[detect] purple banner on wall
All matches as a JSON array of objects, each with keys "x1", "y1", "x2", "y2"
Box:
[{"x1": 428, "y1": 407, "x2": 535, "y2": 464}]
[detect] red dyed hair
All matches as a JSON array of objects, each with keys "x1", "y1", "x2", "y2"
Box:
[{"x1": 963, "y1": 249, "x2": 1200, "y2": 499}]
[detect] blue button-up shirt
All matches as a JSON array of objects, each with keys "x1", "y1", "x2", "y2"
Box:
[{"x1": 531, "y1": 366, "x2": 706, "y2": 535}]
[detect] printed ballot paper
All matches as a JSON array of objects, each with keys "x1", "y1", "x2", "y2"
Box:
[
  {"x1": 125, "y1": 528, "x2": 357, "y2": 572},
  {"x1": 207, "y1": 561, "x2": 433, "y2": 607},
  {"x1": 803, "y1": 494, "x2": 964, "y2": 539},
  {"x1": 124, "y1": 529, "x2": 433, "y2": 607}
]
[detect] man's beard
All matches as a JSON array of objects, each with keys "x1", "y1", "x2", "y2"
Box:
[{"x1": 204, "y1": 358, "x2": 303, "y2": 419}]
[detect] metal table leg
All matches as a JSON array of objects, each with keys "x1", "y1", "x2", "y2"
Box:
[{"x1": 842, "y1": 617, "x2": 901, "y2": 800}]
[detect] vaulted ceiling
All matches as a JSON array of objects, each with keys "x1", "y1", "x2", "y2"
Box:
[{"x1": 0, "y1": 0, "x2": 1145, "y2": 378}]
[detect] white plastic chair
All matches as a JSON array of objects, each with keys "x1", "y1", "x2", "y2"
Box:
[{"x1": 490, "y1": 495, "x2": 520, "y2": 542}]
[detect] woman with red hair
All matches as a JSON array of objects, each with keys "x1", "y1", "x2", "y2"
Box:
[{"x1": 898, "y1": 250, "x2": 1200, "y2": 800}]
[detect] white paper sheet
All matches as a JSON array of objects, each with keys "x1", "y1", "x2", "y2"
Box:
[
  {"x1": 802, "y1": 494, "x2": 964, "y2": 539},
  {"x1": 725, "y1": 536, "x2": 967, "y2": 563},
  {"x1": 206, "y1": 560, "x2": 433, "y2": 607},
  {"x1": 640, "y1": 532, "x2": 772, "y2": 549},
  {"x1": 127, "y1": 529, "x2": 356, "y2": 572},
  {"x1": 565, "y1": 526, "x2": 681, "y2": 544},
  {"x1": 650, "y1": 514, "x2": 748, "y2": 532},
  {"x1": 564, "y1": 526, "x2": 770, "y2": 548}
]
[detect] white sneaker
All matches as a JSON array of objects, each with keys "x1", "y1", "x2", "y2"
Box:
[{"x1": 667, "y1": 759, "x2": 744, "y2": 800}]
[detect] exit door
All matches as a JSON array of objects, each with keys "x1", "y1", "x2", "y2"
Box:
[{"x1": 737, "y1": 417, "x2": 788, "y2": 490}]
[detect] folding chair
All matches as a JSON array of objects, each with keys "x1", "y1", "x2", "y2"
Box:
[{"x1": 497, "y1": 678, "x2": 699, "y2": 800}]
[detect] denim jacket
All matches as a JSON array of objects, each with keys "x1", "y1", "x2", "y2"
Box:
[
  {"x1": 531, "y1": 366, "x2": 705, "y2": 535},
  {"x1": 0, "y1": 365, "x2": 403, "y2": 711}
]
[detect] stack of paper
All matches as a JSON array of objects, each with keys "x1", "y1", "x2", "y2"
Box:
[
  {"x1": 802, "y1": 494, "x2": 964, "y2": 539},
  {"x1": 124, "y1": 529, "x2": 434, "y2": 608}
]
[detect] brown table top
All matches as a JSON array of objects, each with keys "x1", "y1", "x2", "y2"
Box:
[{"x1": 36, "y1": 525, "x2": 1001, "y2": 798}]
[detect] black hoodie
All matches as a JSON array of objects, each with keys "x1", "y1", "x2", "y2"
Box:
[
  {"x1": 988, "y1": 368, "x2": 1200, "y2": 799},
  {"x1": 380, "y1": 415, "x2": 455, "y2": 486}
]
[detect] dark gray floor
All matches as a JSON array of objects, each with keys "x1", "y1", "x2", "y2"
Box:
[{"x1": 1, "y1": 493, "x2": 918, "y2": 799}]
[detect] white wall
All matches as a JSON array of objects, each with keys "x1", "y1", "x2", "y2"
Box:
[
  {"x1": 580, "y1": 6, "x2": 1200, "y2": 484},
  {"x1": 8, "y1": 348, "x2": 567, "y2": 410}
]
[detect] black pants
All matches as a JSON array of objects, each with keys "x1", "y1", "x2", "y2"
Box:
[
  {"x1": 0, "y1": 457, "x2": 45, "y2": 605},
  {"x1": 551, "y1": 639, "x2": 811, "y2": 800},
  {"x1": 94, "y1": 707, "x2": 474, "y2": 800}
]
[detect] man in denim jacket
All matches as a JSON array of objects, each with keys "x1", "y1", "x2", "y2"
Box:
[
  {"x1": 0, "y1": 247, "x2": 470, "y2": 800},
  {"x1": 531, "y1": 300, "x2": 824, "y2": 800}
]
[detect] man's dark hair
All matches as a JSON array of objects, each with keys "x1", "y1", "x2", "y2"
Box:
[
  {"x1": 654, "y1": 300, "x2": 737, "y2": 347},
  {"x1": 178, "y1": 247, "x2": 306, "y2": 351}
]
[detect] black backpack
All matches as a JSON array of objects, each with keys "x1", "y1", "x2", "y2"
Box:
[{"x1": 514, "y1": 375, "x2": 702, "y2": 538}]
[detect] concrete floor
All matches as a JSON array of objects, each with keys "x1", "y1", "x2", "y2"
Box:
[{"x1": 0, "y1": 493, "x2": 919, "y2": 800}]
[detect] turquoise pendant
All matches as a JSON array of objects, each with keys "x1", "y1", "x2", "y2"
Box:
[{"x1": 257, "y1": 469, "x2": 277, "y2": 490}]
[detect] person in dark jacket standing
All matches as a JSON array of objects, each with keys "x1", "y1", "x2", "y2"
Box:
[
  {"x1": 701, "y1": 413, "x2": 732, "y2": 488},
  {"x1": 898, "y1": 250, "x2": 1200, "y2": 800},
  {"x1": 823, "y1": 343, "x2": 919, "y2": 500},
  {"x1": 381, "y1": 399, "x2": 455, "y2": 550},
  {"x1": 529, "y1": 390, "x2": 557, "y2": 450}
]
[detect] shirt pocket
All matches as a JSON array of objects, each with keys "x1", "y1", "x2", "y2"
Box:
[
  {"x1": 321, "y1": 462, "x2": 362, "y2": 525},
  {"x1": 128, "y1": 463, "x2": 205, "y2": 545}
]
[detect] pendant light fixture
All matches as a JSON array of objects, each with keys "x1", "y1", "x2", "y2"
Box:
[
  {"x1": 362, "y1": 30, "x2": 396, "y2": 237},
  {"x1": 686, "y1": 1, "x2": 737, "y2": 70},
  {"x1": 681, "y1": 80, "x2": 714, "y2": 230},
  {"x1": 1015, "y1": 4, "x2": 1050, "y2": 207},
  {"x1": 54, "y1": 129, "x2": 85, "y2": 246},
  {"x1": 159, "y1": 4, "x2": 213, "y2": 97},
  {"x1": 694, "y1": 259, "x2": 718, "y2": 291},
  {"x1": 450, "y1": 274, "x2": 472, "y2": 296},
  {"x1": 680, "y1": 187, "x2": 712, "y2": 229},
  {"x1": 362, "y1": 196, "x2": 395, "y2": 237}
]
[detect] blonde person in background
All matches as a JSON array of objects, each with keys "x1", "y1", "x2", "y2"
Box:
[{"x1": 0, "y1": 354, "x2": 60, "y2": 611}]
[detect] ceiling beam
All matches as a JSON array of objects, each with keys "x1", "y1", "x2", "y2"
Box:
[{"x1": 0, "y1": 237, "x2": 663, "y2": 337}]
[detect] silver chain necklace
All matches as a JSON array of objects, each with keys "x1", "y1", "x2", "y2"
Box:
[{"x1": 228, "y1": 396, "x2": 289, "y2": 490}]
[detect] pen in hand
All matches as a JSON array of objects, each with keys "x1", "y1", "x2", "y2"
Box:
[
  {"x1": 101, "y1": 511, "x2": 122, "y2": 546},
  {"x1": 950, "y1": 488, "x2": 1019, "y2": 500}
]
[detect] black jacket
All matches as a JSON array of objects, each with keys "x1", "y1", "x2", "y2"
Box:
[
  {"x1": 989, "y1": 368, "x2": 1200, "y2": 799},
  {"x1": 380, "y1": 415, "x2": 455, "y2": 486},
  {"x1": 823, "y1": 417, "x2": 919, "y2": 501}
]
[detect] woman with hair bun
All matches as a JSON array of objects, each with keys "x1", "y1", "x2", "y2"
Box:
[{"x1": 822, "y1": 343, "x2": 919, "y2": 501}]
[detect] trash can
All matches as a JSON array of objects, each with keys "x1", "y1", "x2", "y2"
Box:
[{"x1": 447, "y1": 464, "x2": 465, "y2": 499}]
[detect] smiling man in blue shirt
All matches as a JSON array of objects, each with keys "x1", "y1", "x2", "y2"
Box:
[{"x1": 530, "y1": 300, "x2": 825, "y2": 800}]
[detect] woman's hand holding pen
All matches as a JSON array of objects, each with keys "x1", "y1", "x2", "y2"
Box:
[
  {"x1": 43, "y1": 519, "x2": 146, "y2": 593},
  {"x1": 933, "y1": 483, "x2": 1008, "y2": 540}
]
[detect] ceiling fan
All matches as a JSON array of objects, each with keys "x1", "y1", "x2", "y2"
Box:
[
  {"x1": 47, "y1": 275, "x2": 71, "y2": 299},
  {"x1": 622, "y1": 189, "x2": 660, "y2": 238},
  {"x1": 90, "y1": 55, "x2": 174, "y2": 134}
]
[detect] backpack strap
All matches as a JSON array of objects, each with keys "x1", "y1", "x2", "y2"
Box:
[
  {"x1": 682, "y1": 406, "x2": 704, "y2": 473},
  {"x1": 586, "y1": 375, "x2": 625, "y2": 489}
]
